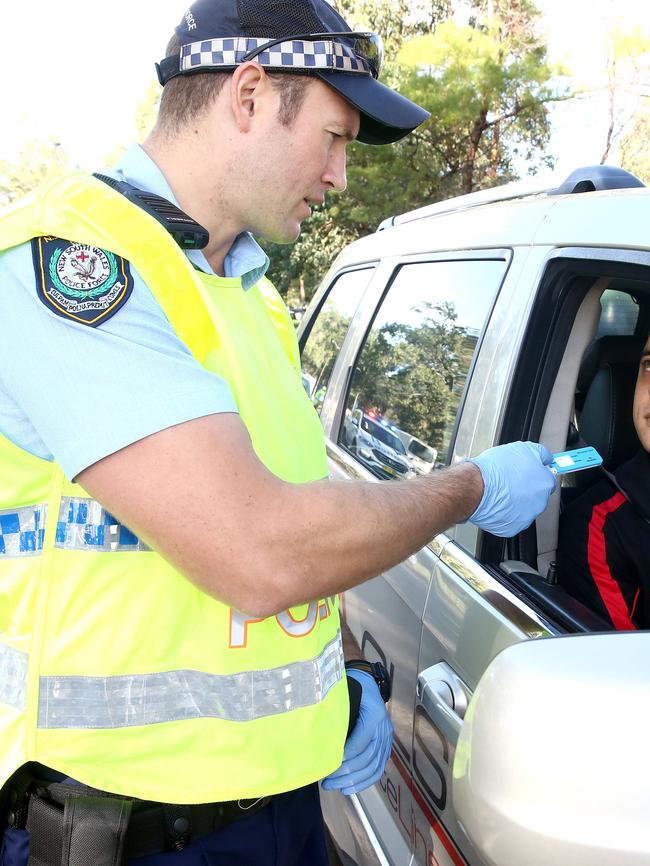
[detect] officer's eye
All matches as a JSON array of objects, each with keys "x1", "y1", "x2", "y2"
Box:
[{"x1": 642, "y1": 358, "x2": 650, "y2": 373}]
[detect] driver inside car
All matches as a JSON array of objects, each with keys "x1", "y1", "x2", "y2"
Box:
[{"x1": 558, "y1": 332, "x2": 650, "y2": 630}]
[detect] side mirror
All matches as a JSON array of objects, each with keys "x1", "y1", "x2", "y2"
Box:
[{"x1": 453, "y1": 632, "x2": 650, "y2": 866}]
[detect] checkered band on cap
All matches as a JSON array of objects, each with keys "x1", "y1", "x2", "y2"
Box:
[{"x1": 179, "y1": 37, "x2": 371, "y2": 74}]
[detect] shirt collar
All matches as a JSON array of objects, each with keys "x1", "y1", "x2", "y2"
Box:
[{"x1": 108, "y1": 144, "x2": 269, "y2": 290}]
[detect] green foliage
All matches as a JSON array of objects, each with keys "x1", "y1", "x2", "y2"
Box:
[
  {"x1": 0, "y1": 140, "x2": 73, "y2": 206},
  {"x1": 397, "y1": 18, "x2": 558, "y2": 184},
  {"x1": 610, "y1": 26, "x2": 650, "y2": 63},
  {"x1": 263, "y1": 205, "x2": 361, "y2": 300}
]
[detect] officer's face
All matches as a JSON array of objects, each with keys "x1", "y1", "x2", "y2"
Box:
[
  {"x1": 633, "y1": 336, "x2": 650, "y2": 452},
  {"x1": 248, "y1": 78, "x2": 360, "y2": 243}
]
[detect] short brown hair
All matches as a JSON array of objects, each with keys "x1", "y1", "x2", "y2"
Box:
[{"x1": 158, "y1": 35, "x2": 312, "y2": 133}]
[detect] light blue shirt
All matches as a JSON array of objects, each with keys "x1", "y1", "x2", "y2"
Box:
[
  {"x1": 0, "y1": 145, "x2": 270, "y2": 479},
  {"x1": 110, "y1": 145, "x2": 270, "y2": 289}
]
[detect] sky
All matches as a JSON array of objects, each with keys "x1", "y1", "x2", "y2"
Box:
[{"x1": 1, "y1": 0, "x2": 648, "y2": 178}]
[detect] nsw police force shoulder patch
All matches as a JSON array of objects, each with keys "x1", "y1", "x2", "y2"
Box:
[{"x1": 31, "y1": 236, "x2": 133, "y2": 326}]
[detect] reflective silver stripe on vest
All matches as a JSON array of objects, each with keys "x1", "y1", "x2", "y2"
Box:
[
  {"x1": 0, "y1": 504, "x2": 47, "y2": 558},
  {"x1": 0, "y1": 643, "x2": 28, "y2": 711},
  {"x1": 56, "y1": 497, "x2": 149, "y2": 552},
  {"x1": 37, "y1": 633, "x2": 344, "y2": 729}
]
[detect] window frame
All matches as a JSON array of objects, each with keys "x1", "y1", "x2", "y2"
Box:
[
  {"x1": 490, "y1": 246, "x2": 650, "y2": 631},
  {"x1": 298, "y1": 263, "x2": 378, "y2": 426},
  {"x1": 298, "y1": 263, "x2": 378, "y2": 350},
  {"x1": 331, "y1": 249, "x2": 513, "y2": 473}
]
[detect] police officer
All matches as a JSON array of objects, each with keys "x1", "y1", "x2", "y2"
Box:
[{"x1": 0, "y1": 1, "x2": 556, "y2": 863}]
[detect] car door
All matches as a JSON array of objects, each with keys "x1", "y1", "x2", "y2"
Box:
[
  {"x1": 305, "y1": 252, "x2": 515, "y2": 866},
  {"x1": 413, "y1": 539, "x2": 554, "y2": 866},
  {"x1": 412, "y1": 242, "x2": 650, "y2": 866},
  {"x1": 401, "y1": 245, "x2": 560, "y2": 866}
]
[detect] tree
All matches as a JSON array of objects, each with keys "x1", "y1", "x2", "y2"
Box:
[
  {"x1": 469, "y1": 0, "x2": 557, "y2": 183},
  {"x1": 619, "y1": 106, "x2": 650, "y2": 184},
  {"x1": 265, "y1": 0, "x2": 563, "y2": 299},
  {"x1": 348, "y1": 300, "x2": 467, "y2": 450},
  {"x1": 332, "y1": 0, "x2": 451, "y2": 59},
  {"x1": 396, "y1": 17, "x2": 559, "y2": 194},
  {"x1": 0, "y1": 140, "x2": 73, "y2": 206},
  {"x1": 0, "y1": 83, "x2": 161, "y2": 204},
  {"x1": 599, "y1": 26, "x2": 650, "y2": 164},
  {"x1": 308, "y1": 299, "x2": 467, "y2": 451}
]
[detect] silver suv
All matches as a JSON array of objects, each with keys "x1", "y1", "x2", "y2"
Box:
[{"x1": 299, "y1": 166, "x2": 650, "y2": 866}]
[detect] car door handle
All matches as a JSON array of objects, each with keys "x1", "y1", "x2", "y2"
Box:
[{"x1": 417, "y1": 662, "x2": 469, "y2": 744}]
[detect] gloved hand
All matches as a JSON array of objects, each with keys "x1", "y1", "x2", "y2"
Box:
[
  {"x1": 321, "y1": 669, "x2": 393, "y2": 796},
  {"x1": 468, "y1": 441, "x2": 556, "y2": 537}
]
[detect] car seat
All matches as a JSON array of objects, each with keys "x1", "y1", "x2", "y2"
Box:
[
  {"x1": 575, "y1": 334, "x2": 644, "y2": 418},
  {"x1": 567, "y1": 335, "x2": 642, "y2": 498}
]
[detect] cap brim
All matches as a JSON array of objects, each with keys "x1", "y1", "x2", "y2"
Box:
[{"x1": 315, "y1": 72, "x2": 430, "y2": 145}]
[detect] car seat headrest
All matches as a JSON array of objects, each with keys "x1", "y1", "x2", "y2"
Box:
[
  {"x1": 579, "y1": 360, "x2": 639, "y2": 469},
  {"x1": 577, "y1": 335, "x2": 644, "y2": 394}
]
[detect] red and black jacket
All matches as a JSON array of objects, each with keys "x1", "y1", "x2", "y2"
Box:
[{"x1": 558, "y1": 449, "x2": 650, "y2": 630}]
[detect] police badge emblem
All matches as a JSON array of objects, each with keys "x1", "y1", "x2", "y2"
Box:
[{"x1": 31, "y1": 236, "x2": 134, "y2": 326}]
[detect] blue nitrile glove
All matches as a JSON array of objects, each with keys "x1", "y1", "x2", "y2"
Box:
[
  {"x1": 321, "y1": 669, "x2": 393, "y2": 796},
  {"x1": 468, "y1": 441, "x2": 556, "y2": 537}
]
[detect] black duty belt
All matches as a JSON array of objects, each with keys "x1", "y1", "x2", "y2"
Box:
[{"x1": 12, "y1": 778, "x2": 271, "y2": 866}]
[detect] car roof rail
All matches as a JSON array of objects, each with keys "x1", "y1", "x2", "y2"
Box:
[
  {"x1": 377, "y1": 215, "x2": 396, "y2": 231},
  {"x1": 547, "y1": 165, "x2": 645, "y2": 195},
  {"x1": 376, "y1": 165, "x2": 646, "y2": 231}
]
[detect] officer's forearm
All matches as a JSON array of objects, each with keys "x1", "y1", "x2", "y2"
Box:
[
  {"x1": 78, "y1": 413, "x2": 483, "y2": 618},
  {"x1": 252, "y1": 462, "x2": 483, "y2": 616}
]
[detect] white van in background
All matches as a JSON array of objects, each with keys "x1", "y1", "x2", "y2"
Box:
[{"x1": 395, "y1": 432, "x2": 438, "y2": 475}]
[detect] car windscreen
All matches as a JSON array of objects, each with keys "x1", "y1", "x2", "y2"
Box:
[
  {"x1": 409, "y1": 440, "x2": 435, "y2": 462},
  {"x1": 363, "y1": 419, "x2": 407, "y2": 453}
]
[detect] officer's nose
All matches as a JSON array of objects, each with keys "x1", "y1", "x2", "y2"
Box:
[{"x1": 323, "y1": 147, "x2": 347, "y2": 193}]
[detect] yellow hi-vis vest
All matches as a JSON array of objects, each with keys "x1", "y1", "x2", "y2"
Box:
[{"x1": 0, "y1": 173, "x2": 347, "y2": 803}]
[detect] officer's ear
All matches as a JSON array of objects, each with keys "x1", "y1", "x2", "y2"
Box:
[{"x1": 230, "y1": 62, "x2": 273, "y2": 132}]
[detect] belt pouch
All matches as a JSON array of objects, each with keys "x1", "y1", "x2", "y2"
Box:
[
  {"x1": 27, "y1": 796, "x2": 62, "y2": 866},
  {"x1": 62, "y1": 796, "x2": 132, "y2": 866},
  {"x1": 27, "y1": 794, "x2": 132, "y2": 866}
]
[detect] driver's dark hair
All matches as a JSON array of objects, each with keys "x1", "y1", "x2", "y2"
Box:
[{"x1": 158, "y1": 35, "x2": 312, "y2": 132}]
